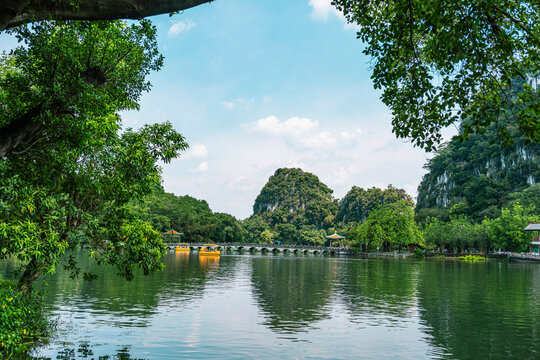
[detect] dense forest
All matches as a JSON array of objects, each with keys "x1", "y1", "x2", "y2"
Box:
[{"x1": 130, "y1": 186, "x2": 245, "y2": 244}]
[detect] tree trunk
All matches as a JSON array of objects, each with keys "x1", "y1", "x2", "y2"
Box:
[
  {"x1": 1, "y1": 0, "x2": 213, "y2": 30},
  {"x1": 17, "y1": 258, "x2": 45, "y2": 292},
  {"x1": 0, "y1": 105, "x2": 44, "y2": 158}
]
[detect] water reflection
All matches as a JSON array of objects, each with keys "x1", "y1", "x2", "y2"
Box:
[
  {"x1": 2, "y1": 252, "x2": 540, "y2": 359},
  {"x1": 37, "y1": 251, "x2": 222, "y2": 327},
  {"x1": 337, "y1": 258, "x2": 418, "y2": 327},
  {"x1": 250, "y1": 255, "x2": 336, "y2": 334},
  {"x1": 198, "y1": 255, "x2": 220, "y2": 272},
  {"x1": 34, "y1": 343, "x2": 144, "y2": 360},
  {"x1": 417, "y1": 261, "x2": 540, "y2": 359}
]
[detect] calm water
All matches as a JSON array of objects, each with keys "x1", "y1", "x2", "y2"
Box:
[{"x1": 2, "y1": 252, "x2": 540, "y2": 359}]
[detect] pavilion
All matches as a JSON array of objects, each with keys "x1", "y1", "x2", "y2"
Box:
[
  {"x1": 325, "y1": 232, "x2": 345, "y2": 247},
  {"x1": 162, "y1": 229, "x2": 183, "y2": 242},
  {"x1": 524, "y1": 223, "x2": 540, "y2": 254}
]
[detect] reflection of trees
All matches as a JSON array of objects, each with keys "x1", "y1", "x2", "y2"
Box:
[
  {"x1": 250, "y1": 256, "x2": 336, "y2": 334},
  {"x1": 417, "y1": 262, "x2": 540, "y2": 359},
  {"x1": 37, "y1": 251, "x2": 232, "y2": 326},
  {"x1": 34, "y1": 343, "x2": 144, "y2": 360},
  {"x1": 337, "y1": 259, "x2": 418, "y2": 326}
]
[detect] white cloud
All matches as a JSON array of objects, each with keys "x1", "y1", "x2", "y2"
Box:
[
  {"x1": 301, "y1": 131, "x2": 337, "y2": 148},
  {"x1": 308, "y1": 0, "x2": 360, "y2": 31},
  {"x1": 343, "y1": 22, "x2": 361, "y2": 31},
  {"x1": 182, "y1": 144, "x2": 208, "y2": 159},
  {"x1": 190, "y1": 162, "x2": 209, "y2": 173},
  {"x1": 243, "y1": 115, "x2": 318, "y2": 136},
  {"x1": 222, "y1": 97, "x2": 254, "y2": 110},
  {"x1": 222, "y1": 101, "x2": 235, "y2": 109},
  {"x1": 243, "y1": 116, "x2": 364, "y2": 149},
  {"x1": 263, "y1": 95, "x2": 273, "y2": 103},
  {"x1": 339, "y1": 129, "x2": 362, "y2": 141},
  {"x1": 325, "y1": 165, "x2": 359, "y2": 186},
  {"x1": 309, "y1": 0, "x2": 340, "y2": 20},
  {"x1": 168, "y1": 19, "x2": 195, "y2": 37}
]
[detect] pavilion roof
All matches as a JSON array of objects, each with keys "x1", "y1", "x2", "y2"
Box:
[
  {"x1": 524, "y1": 223, "x2": 540, "y2": 231},
  {"x1": 325, "y1": 232, "x2": 345, "y2": 239},
  {"x1": 163, "y1": 229, "x2": 183, "y2": 235}
]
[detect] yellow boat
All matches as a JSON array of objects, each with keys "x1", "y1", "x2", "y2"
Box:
[
  {"x1": 199, "y1": 244, "x2": 221, "y2": 256},
  {"x1": 175, "y1": 243, "x2": 190, "y2": 252}
]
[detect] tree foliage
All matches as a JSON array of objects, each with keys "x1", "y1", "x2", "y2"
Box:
[
  {"x1": 0, "y1": 20, "x2": 188, "y2": 291},
  {"x1": 0, "y1": 19, "x2": 163, "y2": 157},
  {"x1": 337, "y1": 185, "x2": 413, "y2": 223},
  {"x1": 334, "y1": 0, "x2": 539, "y2": 150},
  {"x1": 353, "y1": 201, "x2": 422, "y2": 251},
  {"x1": 131, "y1": 186, "x2": 246, "y2": 244},
  {"x1": 422, "y1": 203, "x2": 538, "y2": 252}
]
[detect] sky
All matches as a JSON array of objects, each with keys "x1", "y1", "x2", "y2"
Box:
[{"x1": 0, "y1": 0, "x2": 455, "y2": 219}]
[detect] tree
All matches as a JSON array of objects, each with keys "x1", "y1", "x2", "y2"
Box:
[
  {"x1": 212, "y1": 213, "x2": 246, "y2": 243},
  {"x1": 0, "y1": 20, "x2": 188, "y2": 291},
  {"x1": 0, "y1": 0, "x2": 213, "y2": 31},
  {"x1": 487, "y1": 203, "x2": 538, "y2": 251},
  {"x1": 334, "y1": 0, "x2": 539, "y2": 150},
  {"x1": 357, "y1": 201, "x2": 422, "y2": 251},
  {"x1": 1, "y1": 19, "x2": 164, "y2": 157},
  {"x1": 242, "y1": 215, "x2": 272, "y2": 243}
]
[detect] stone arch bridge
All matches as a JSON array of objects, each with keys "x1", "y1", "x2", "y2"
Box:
[{"x1": 165, "y1": 243, "x2": 352, "y2": 256}]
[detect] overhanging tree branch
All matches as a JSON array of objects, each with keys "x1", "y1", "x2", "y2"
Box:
[{"x1": 0, "y1": 0, "x2": 213, "y2": 30}]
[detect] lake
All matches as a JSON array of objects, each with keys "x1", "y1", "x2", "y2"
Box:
[{"x1": 1, "y1": 251, "x2": 540, "y2": 359}]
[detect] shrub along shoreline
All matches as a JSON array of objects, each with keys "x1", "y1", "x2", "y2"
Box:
[{"x1": 0, "y1": 280, "x2": 50, "y2": 359}]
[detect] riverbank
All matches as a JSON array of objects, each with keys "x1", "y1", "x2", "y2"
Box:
[{"x1": 352, "y1": 251, "x2": 506, "y2": 262}]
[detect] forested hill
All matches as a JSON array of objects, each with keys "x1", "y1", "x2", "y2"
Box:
[
  {"x1": 416, "y1": 120, "x2": 540, "y2": 221},
  {"x1": 243, "y1": 168, "x2": 417, "y2": 247},
  {"x1": 130, "y1": 186, "x2": 245, "y2": 243},
  {"x1": 337, "y1": 186, "x2": 413, "y2": 224},
  {"x1": 252, "y1": 168, "x2": 337, "y2": 229}
]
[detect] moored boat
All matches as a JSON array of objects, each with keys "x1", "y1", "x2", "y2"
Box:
[
  {"x1": 199, "y1": 244, "x2": 221, "y2": 256},
  {"x1": 175, "y1": 243, "x2": 190, "y2": 252}
]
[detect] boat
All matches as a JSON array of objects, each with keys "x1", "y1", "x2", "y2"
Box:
[
  {"x1": 175, "y1": 243, "x2": 191, "y2": 252},
  {"x1": 199, "y1": 244, "x2": 221, "y2": 256}
]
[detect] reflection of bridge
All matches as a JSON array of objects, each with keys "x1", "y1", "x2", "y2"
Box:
[{"x1": 165, "y1": 243, "x2": 352, "y2": 256}]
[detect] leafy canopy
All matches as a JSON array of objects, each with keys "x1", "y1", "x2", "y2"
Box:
[
  {"x1": 334, "y1": 0, "x2": 539, "y2": 150},
  {"x1": 0, "y1": 20, "x2": 187, "y2": 291}
]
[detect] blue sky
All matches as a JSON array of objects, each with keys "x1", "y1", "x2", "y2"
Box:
[{"x1": 1, "y1": 0, "x2": 454, "y2": 219}]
